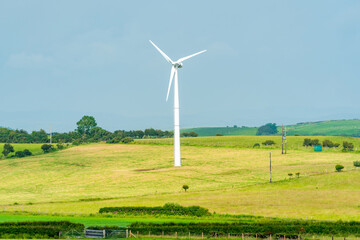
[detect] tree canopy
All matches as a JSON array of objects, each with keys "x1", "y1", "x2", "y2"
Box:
[
  {"x1": 76, "y1": 115, "x2": 97, "y2": 135},
  {"x1": 256, "y1": 123, "x2": 278, "y2": 136}
]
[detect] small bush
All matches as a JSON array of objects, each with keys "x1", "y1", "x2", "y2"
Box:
[
  {"x1": 303, "y1": 138, "x2": 311, "y2": 146},
  {"x1": 343, "y1": 141, "x2": 354, "y2": 151},
  {"x1": 253, "y1": 143, "x2": 260, "y2": 148},
  {"x1": 335, "y1": 164, "x2": 344, "y2": 172},
  {"x1": 216, "y1": 133, "x2": 223, "y2": 136},
  {"x1": 121, "y1": 137, "x2": 134, "y2": 143},
  {"x1": 310, "y1": 139, "x2": 320, "y2": 146},
  {"x1": 262, "y1": 140, "x2": 275, "y2": 146},
  {"x1": 182, "y1": 184, "x2": 189, "y2": 192},
  {"x1": 322, "y1": 139, "x2": 334, "y2": 148},
  {"x1": 41, "y1": 144, "x2": 54, "y2": 153},
  {"x1": 288, "y1": 173, "x2": 293, "y2": 178},
  {"x1": 353, "y1": 161, "x2": 360, "y2": 167},
  {"x1": 14, "y1": 151, "x2": 25, "y2": 158},
  {"x1": 57, "y1": 143, "x2": 65, "y2": 150},
  {"x1": 295, "y1": 172, "x2": 300, "y2": 178},
  {"x1": 72, "y1": 140, "x2": 81, "y2": 146},
  {"x1": 23, "y1": 149, "x2": 32, "y2": 156}
]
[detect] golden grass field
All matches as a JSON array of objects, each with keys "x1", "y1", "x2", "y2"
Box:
[{"x1": 1, "y1": 137, "x2": 359, "y2": 221}]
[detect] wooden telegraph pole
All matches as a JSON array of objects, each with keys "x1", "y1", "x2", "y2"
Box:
[
  {"x1": 282, "y1": 125, "x2": 287, "y2": 154},
  {"x1": 269, "y1": 151, "x2": 272, "y2": 183}
]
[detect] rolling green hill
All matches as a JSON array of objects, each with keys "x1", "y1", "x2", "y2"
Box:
[
  {"x1": 2, "y1": 136, "x2": 360, "y2": 220},
  {"x1": 182, "y1": 119, "x2": 360, "y2": 137}
]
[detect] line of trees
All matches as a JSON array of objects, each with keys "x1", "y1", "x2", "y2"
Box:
[{"x1": 0, "y1": 116, "x2": 175, "y2": 144}]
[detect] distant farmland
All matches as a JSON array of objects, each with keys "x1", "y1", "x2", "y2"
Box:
[{"x1": 181, "y1": 119, "x2": 360, "y2": 137}]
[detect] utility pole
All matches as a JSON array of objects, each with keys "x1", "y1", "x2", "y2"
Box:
[
  {"x1": 281, "y1": 125, "x2": 284, "y2": 154},
  {"x1": 284, "y1": 126, "x2": 287, "y2": 154},
  {"x1": 269, "y1": 151, "x2": 272, "y2": 183}
]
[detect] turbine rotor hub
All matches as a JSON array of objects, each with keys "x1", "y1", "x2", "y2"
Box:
[{"x1": 174, "y1": 62, "x2": 183, "y2": 68}]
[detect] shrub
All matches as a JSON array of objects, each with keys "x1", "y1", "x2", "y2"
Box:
[
  {"x1": 57, "y1": 143, "x2": 65, "y2": 150},
  {"x1": 353, "y1": 161, "x2": 360, "y2": 167},
  {"x1": 121, "y1": 137, "x2": 134, "y2": 143},
  {"x1": 216, "y1": 133, "x2": 223, "y2": 136},
  {"x1": 72, "y1": 140, "x2": 81, "y2": 146},
  {"x1": 335, "y1": 164, "x2": 344, "y2": 172},
  {"x1": 41, "y1": 144, "x2": 54, "y2": 153},
  {"x1": 182, "y1": 184, "x2": 189, "y2": 192},
  {"x1": 310, "y1": 139, "x2": 320, "y2": 146},
  {"x1": 303, "y1": 138, "x2": 311, "y2": 146},
  {"x1": 295, "y1": 172, "x2": 300, "y2": 178},
  {"x1": 288, "y1": 173, "x2": 293, "y2": 178},
  {"x1": 343, "y1": 141, "x2": 354, "y2": 151},
  {"x1": 106, "y1": 138, "x2": 121, "y2": 144},
  {"x1": 262, "y1": 140, "x2": 275, "y2": 146},
  {"x1": 322, "y1": 139, "x2": 334, "y2": 148},
  {"x1": 2, "y1": 143, "x2": 14, "y2": 157},
  {"x1": 23, "y1": 149, "x2": 32, "y2": 156},
  {"x1": 15, "y1": 151, "x2": 25, "y2": 158},
  {"x1": 253, "y1": 143, "x2": 260, "y2": 148}
]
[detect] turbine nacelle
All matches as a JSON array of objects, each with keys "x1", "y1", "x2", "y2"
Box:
[{"x1": 174, "y1": 62, "x2": 183, "y2": 68}]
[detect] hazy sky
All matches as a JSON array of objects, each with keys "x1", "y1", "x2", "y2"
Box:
[{"x1": 1, "y1": 1, "x2": 360, "y2": 132}]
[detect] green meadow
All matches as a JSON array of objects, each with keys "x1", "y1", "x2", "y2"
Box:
[
  {"x1": 0, "y1": 143, "x2": 44, "y2": 158},
  {"x1": 0, "y1": 136, "x2": 359, "y2": 221}
]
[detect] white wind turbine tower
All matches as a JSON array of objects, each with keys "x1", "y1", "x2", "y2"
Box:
[{"x1": 149, "y1": 40, "x2": 206, "y2": 167}]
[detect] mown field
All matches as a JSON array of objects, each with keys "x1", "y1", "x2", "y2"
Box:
[
  {"x1": 183, "y1": 119, "x2": 360, "y2": 137},
  {"x1": 1, "y1": 136, "x2": 359, "y2": 221},
  {"x1": 0, "y1": 143, "x2": 43, "y2": 157}
]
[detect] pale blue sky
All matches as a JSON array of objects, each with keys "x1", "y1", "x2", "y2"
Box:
[{"x1": 1, "y1": 1, "x2": 360, "y2": 132}]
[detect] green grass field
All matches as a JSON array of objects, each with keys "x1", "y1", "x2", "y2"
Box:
[
  {"x1": 182, "y1": 119, "x2": 360, "y2": 137},
  {"x1": 0, "y1": 143, "x2": 43, "y2": 158},
  {"x1": 0, "y1": 136, "x2": 359, "y2": 221}
]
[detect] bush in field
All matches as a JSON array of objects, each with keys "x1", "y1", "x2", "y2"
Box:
[
  {"x1": 23, "y1": 149, "x2": 32, "y2": 156},
  {"x1": 121, "y1": 137, "x2": 134, "y2": 144},
  {"x1": 335, "y1": 164, "x2": 344, "y2": 172},
  {"x1": 2, "y1": 143, "x2": 14, "y2": 157},
  {"x1": 182, "y1": 184, "x2": 189, "y2": 192},
  {"x1": 57, "y1": 143, "x2": 65, "y2": 150},
  {"x1": 216, "y1": 133, "x2": 223, "y2": 136},
  {"x1": 342, "y1": 141, "x2": 354, "y2": 151},
  {"x1": 72, "y1": 140, "x2": 81, "y2": 146},
  {"x1": 353, "y1": 161, "x2": 360, "y2": 167},
  {"x1": 253, "y1": 143, "x2": 260, "y2": 148},
  {"x1": 262, "y1": 140, "x2": 275, "y2": 146},
  {"x1": 303, "y1": 138, "x2": 311, "y2": 146},
  {"x1": 41, "y1": 144, "x2": 54, "y2": 153},
  {"x1": 288, "y1": 173, "x2": 293, "y2": 178},
  {"x1": 15, "y1": 151, "x2": 25, "y2": 158},
  {"x1": 322, "y1": 139, "x2": 335, "y2": 148},
  {"x1": 311, "y1": 139, "x2": 320, "y2": 146},
  {"x1": 295, "y1": 172, "x2": 300, "y2": 178}
]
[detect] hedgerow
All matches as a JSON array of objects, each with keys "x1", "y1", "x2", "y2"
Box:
[
  {"x1": 0, "y1": 221, "x2": 84, "y2": 239},
  {"x1": 129, "y1": 220, "x2": 360, "y2": 236},
  {"x1": 99, "y1": 203, "x2": 210, "y2": 217}
]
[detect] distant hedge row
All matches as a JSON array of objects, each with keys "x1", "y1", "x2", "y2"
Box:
[
  {"x1": 0, "y1": 221, "x2": 84, "y2": 239},
  {"x1": 99, "y1": 203, "x2": 210, "y2": 217},
  {"x1": 129, "y1": 221, "x2": 360, "y2": 236}
]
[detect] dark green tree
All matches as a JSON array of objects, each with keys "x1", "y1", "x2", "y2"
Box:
[
  {"x1": 41, "y1": 144, "x2": 54, "y2": 153},
  {"x1": 31, "y1": 129, "x2": 48, "y2": 143},
  {"x1": 2, "y1": 143, "x2": 14, "y2": 157},
  {"x1": 182, "y1": 184, "x2": 189, "y2": 192},
  {"x1": 256, "y1": 123, "x2": 278, "y2": 135},
  {"x1": 76, "y1": 115, "x2": 97, "y2": 135}
]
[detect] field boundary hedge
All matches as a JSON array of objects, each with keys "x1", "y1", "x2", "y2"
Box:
[
  {"x1": 99, "y1": 203, "x2": 210, "y2": 217},
  {"x1": 0, "y1": 221, "x2": 84, "y2": 239},
  {"x1": 129, "y1": 221, "x2": 360, "y2": 236}
]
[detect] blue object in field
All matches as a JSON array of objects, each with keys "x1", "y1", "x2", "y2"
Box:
[{"x1": 314, "y1": 145, "x2": 322, "y2": 152}]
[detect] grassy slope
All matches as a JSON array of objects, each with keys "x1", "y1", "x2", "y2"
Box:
[
  {"x1": 182, "y1": 119, "x2": 360, "y2": 137},
  {"x1": 1, "y1": 137, "x2": 359, "y2": 220}
]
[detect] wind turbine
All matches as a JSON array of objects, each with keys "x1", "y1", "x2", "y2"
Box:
[{"x1": 149, "y1": 40, "x2": 206, "y2": 167}]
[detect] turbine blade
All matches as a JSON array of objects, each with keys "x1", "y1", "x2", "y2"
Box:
[
  {"x1": 149, "y1": 40, "x2": 174, "y2": 64},
  {"x1": 166, "y1": 66, "x2": 176, "y2": 102},
  {"x1": 177, "y1": 50, "x2": 207, "y2": 63}
]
